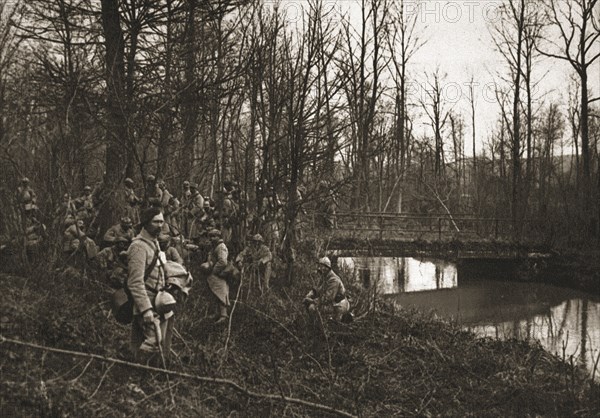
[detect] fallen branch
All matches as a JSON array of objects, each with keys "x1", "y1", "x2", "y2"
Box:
[{"x1": 0, "y1": 336, "x2": 356, "y2": 418}]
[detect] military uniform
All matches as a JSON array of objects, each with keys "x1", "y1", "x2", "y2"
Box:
[{"x1": 127, "y1": 229, "x2": 173, "y2": 361}]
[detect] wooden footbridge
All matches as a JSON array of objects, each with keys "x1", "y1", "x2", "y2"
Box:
[{"x1": 302, "y1": 212, "x2": 553, "y2": 260}]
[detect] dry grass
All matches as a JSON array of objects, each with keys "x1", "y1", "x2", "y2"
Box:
[{"x1": 1, "y1": 251, "x2": 599, "y2": 417}]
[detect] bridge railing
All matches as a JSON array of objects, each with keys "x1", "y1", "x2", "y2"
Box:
[{"x1": 303, "y1": 211, "x2": 550, "y2": 242}]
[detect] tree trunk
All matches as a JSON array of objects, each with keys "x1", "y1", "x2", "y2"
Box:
[{"x1": 99, "y1": 0, "x2": 128, "y2": 231}]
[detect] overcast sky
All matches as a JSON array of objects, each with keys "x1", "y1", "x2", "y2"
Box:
[{"x1": 272, "y1": 0, "x2": 600, "y2": 156}]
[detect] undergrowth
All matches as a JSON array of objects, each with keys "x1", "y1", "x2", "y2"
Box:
[{"x1": 1, "y1": 251, "x2": 599, "y2": 417}]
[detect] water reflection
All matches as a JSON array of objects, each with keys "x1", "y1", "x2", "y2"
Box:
[
  {"x1": 339, "y1": 257, "x2": 457, "y2": 293},
  {"x1": 338, "y1": 256, "x2": 600, "y2": 380}
]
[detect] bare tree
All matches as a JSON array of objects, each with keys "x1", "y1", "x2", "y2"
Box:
[
  {"x1": 537, "y1": 0, "x2": 600, "y2": 227},
  {"x1": 420, "y1": 68, "x2": 452, "y2": 179},
  {"x1": 387, "y1": 0, "x2": 426, "y2": 213}
]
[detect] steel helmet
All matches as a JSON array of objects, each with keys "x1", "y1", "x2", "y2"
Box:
[
  {"x1": 317, "y1": 257, "x2": 331, "y2": 269},
  {"x1": 146, "y1": 174, "x2": 156, "y2": 182},
  {"x1": 21, "y1": 177, "x2": 30, "y2": 183},
  {"x1": 252, "y1": 234, "x2": 264, "y2": 243},
  {"x1": 124, "y1": 177, "x2": 133, "y2": 185},
  {"x1": 155, "y1": 291, "x2": 176, "y2": 315},
  {"x1": 83, "y1": 185, "x2": 91, "y2": 192}
]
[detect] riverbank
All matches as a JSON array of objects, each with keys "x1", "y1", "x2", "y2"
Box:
[
  {"x1": 1, "y1": 265, "x2": 598, "y2": 417},
  {"x1": 541, "y1": 248, "x2": 600, "y2": 296}
]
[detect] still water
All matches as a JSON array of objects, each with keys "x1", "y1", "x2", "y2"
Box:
[{"x1": 338, "y1": 256, "x2": 600, "y2": 380}]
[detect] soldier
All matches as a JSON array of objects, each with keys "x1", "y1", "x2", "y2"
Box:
[
  {"x1": 158, "y1": 234, "x2": 184, "y2": 264},
  {"x1": 75, "y1": 186, "x2": 96, "y2": 222},
  {"x1": 181, "y1": 181, "x2": 192, "y2": 206},
  {"x1": 123, "y1": 178, "x2": 141, "y2": 224},
  {"x1": 189, "y1": 183, "x2": 204, "y2": 212},
  {"x1": 221, "y1": 189, "x2": 238, "y2": 245},
  {"x1": 94, "y1": 236, "x2": 130, "y2": 288},
  {"x1": 103, "y1": 217, "x2": 135, "y2": 247},
  {"x1": 235, "y1": 233, "x2": 273, "y2": 295},
  {"x1": 202, "y1": 229, "x2": 230, "y2": 324},
  {"x1": 144, "y1": 175, "x2": 162, "y2": 208},
  {"x1": 63, "y1": 219, "x2": 98, "y2": 269},
  {"x1": 180, "y1": 181, "x2": 192, "y2": 235},
  {"x1": 95, "y1": 235, "x2": 130, "y2": 270},
  {"x1": 127, "y1": 207, "x2": 174, "y2": 362},
  {"x1": 303, "y1": 257, "x2": 350, "y2": 322},
  {"x1": 16, "y1": 177, "x2": 38, "y2": 216},
  {"x1": 24, "y1": 216, "x2": 46, "y2": 261},
  {"x1": 56, "y1": 193, "x2": 77, "y2": 227},
  {"x1": 165, "y1": 196, "x2": 182, "y2": 236},
  {"x1": 158, "y1": 180, "x2": 172, "y2": 211}
]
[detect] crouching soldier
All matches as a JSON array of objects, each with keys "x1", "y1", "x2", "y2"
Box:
[
  {"x1": 127, "y1": 207, "x2": 175, "y2": 363},
  {"x1": 303, "y1": 257, "x2": 350, "y2": 322}
]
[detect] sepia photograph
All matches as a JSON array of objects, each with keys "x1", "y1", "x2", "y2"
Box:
[{"x1": 1, "y1": 0, "x2": 599, "y2": 416}]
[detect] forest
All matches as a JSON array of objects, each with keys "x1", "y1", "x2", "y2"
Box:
[{"x1": 0, "y1": 0, "x2": 598, "y2": 252}]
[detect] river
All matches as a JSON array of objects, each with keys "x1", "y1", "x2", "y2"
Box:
[{"x1": 337, "y1": 256, "x2": 600, "y2": 380}]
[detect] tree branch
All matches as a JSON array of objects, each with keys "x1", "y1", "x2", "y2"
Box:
[{"x1": 0, "y1": 336, "x2": 357, "y2": 418}]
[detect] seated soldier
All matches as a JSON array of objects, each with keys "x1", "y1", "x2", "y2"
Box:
[
  {"x1": 158, "y1": 233, "x2": 184, "y2": 264},
  {"x1": 94, "y1": 236, "x2": 130, "y2": 288},
  {"x1": 63, "y1": 219, "x2": 98, "y2": 269},
  {"x1": 103, "y1": 217, "x2": 134, "y2": 247},
  {"x1": 303, "y1": 257, "x2": 350, "y2": 322},
  {"x1": 235, "y1": 234, "x2": 273, "y2": 294}
]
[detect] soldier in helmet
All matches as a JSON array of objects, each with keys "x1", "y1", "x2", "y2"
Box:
[
  {"x1": 303, "y1": 257, "x2": 350, "y2": 322},
  {"x1": 158, "y1": 233, "x2": 184, "y2": 264},
  {"x1": 16, "y1": 177, "x2": 38, "y2": 216},
  {"x1": 144, "y1": 175, "x2": 162, "y2": 208},
  {"x1": 56, "y1": 193, "x2": 77, "y2": 227},
  {"x1": 235, "y1": 233, "x2": 273, "y2": 295},
  {"x1": 202, "y1": 229, "x2": 230, "y2": 324},
  {"x1": 94, "y1": 236, "x2": 130, "y2": 287},
  {"x1": 180, "y1": 181, "x2": 192, "y2": 235},
  {"x1": 75, "y1": 186, "x2": 95, "y2": 221},
  {"x1": 123, "y1": 178, "x2": 141, "y2": 223},
  {"x1": 103, "y1": 216, "x2": 135, "y2": 247}
]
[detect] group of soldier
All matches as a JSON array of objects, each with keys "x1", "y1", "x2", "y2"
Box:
[{"x1": 11, "y1": 174, "x2": 349, "y2": 363}]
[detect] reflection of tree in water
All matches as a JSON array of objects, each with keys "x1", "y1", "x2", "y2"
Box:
[
  {"x1": 395, "y1": 258, "x2": 405, "y2": 293},
  {"x1": 581, "y1": 299, "x2": 588, "y2": 370}
]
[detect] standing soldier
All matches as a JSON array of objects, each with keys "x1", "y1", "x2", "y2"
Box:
[
  {"x1": 75, "y1": 186, "x2": 96, "y2": 222},
  {"x1": 221, "y1": 188, "x2": 238, "y2": 246},
  {"x1": 202, "y1": 229, "x2": 230, "y2": 324},
  {"x1": 158, "y1": 180, "x2": 172, "y2": 225},
  {"x1": 235, "y1": 234, "x2": 273, "y2": 295},
  {"x1": 127, "y1": 207, "x2": 174, "y2": 362},
  {"x1": 187, "y1": 183, "x2": 204, "y2": 235},
  {"x1": 123, "y1": 178, "x2": 141, "y2": 224},
  {"x1": 166, "y1": 196, "x2": 182, "y2": 236},
  {"x1": 144, "y1": 175, "x2": 162, "y2": 208},
  {"x1": 16, "y1": 177, "x2": 38, "y2": 217},
  {"x1": 56, "y1": 193, "x2": 77, "y2": 227},
  {"x1": 181, "y1": 181, "x2": 192, "y2": 206},
  {"x1": 180, "y1": 181, "x2": 192, "y2": 235}
]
